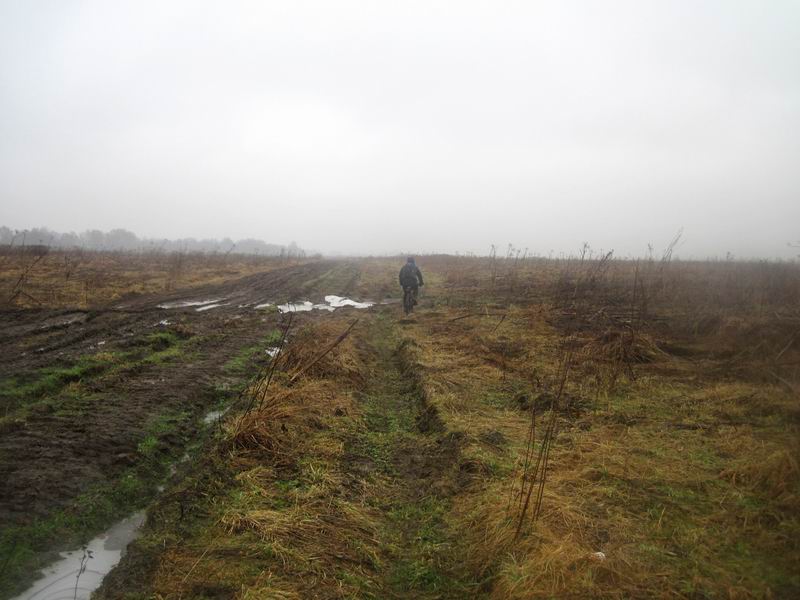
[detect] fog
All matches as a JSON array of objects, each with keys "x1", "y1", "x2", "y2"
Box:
[{"x1": 1, "y1": 1, "x2": 798, "y2": 258}]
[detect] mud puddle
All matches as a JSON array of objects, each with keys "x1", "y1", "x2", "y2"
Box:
[
  {"x1": 11, "y1": 512, "x2": 146, "y2": 600},
  {"x1": 276, "y1": 295, "x2": 374, "y2": 313},
  {"x1": 203, "y1": 407, "x2": 229, "y2": 424},
  {"x1": 157, "y1": 298, "x2": 225, "y2": 309},
  {"x1": 195, "y1": 303, "x2": 227, "y2": 312}
]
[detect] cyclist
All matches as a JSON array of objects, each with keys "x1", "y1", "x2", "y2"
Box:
[{"x1": 399, "y1": 257, "x2": 424, "y2": 312}]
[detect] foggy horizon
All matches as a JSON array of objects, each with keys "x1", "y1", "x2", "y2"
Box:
[{"x1": 2, "y1": 1, "x2": 799, "y2": 259}]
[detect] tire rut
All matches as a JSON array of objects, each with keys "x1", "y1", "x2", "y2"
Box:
[{"x1": 343, "y1": 314, "x2": 477, "y2": 599}]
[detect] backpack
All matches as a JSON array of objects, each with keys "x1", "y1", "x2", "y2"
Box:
[{"x1": 400, "y1": 263, "x2": 419, "y2": 286}]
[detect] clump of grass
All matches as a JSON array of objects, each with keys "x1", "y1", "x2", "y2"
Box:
[
  {"x1": 0, "y1": 353, "x2": 117, "y2": 417},
  {"x1": 278, "y1": 319, "x2": 364, "y2": 385},
  {"x1": 221, "y1": 497, "x2": 380, "y2": 571},
  {"x1": 721, "y1": 445, "x2": 800, "y2": 502},
  {"x1": 227, "y1": 387, "x2": 310, "y2": 466}
]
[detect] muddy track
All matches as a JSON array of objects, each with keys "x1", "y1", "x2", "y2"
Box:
[
  {"x1": 343, "y1": 314, "x2": 477, "y2": 598},
  {"x1": 0, "y1": 321, "x2": 262, "y2": 527},
  {"x1": 0, "y1": 261, "x2": 365, "y2": 557},
  {"x1": 0, "y1": 261, "x2": 355, "y2": 376}
]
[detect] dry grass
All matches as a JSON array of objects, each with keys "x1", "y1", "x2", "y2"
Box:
[
  {"x1": 0, "y1": 248, "x2": 305, "y2": 308},
  {"x1": 119, "y1": 314, "x2": 386, "y2": 599},
  {"x1": 379, "y1": 254, "x2": 800, "y2": 598},
  {"x1": 95, "y1": 254, "x2": 799, "y2": 598},
  {"x1": 278, "y1": 319, "x2": 365, "y2": 385}
]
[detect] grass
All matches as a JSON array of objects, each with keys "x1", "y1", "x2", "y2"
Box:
[
  {"x1": 0, "y1": 354, "x2": 114, "y2": 408},
  {"x1": 384, "y1": 496, "x2": 460, "y2": 595},
  {"x1": 0, "y1": 249, "x2": 308, "y2": 309},
  {"x1": 5, "y1": 254, "x2": 797, "y2": 598},
  {"x1": 94, "y1": 313, "x2": 481, "y2": 598},
  {"x1": 222, "y1": 329, "x2": 281, "y2": 375},
  {"x1": 373, "y1": 255, "x2": 800, "y2": 598}
]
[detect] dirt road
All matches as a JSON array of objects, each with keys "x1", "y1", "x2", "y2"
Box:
[{"x1": 0, "y1": 260, "x2": 370, "y2": 596}]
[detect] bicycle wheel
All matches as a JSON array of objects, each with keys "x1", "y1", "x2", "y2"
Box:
[{"x1": 403, "y1": 288, "x2": 413, "y2": 314}]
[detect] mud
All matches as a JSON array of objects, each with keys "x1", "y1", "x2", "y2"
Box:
[{"x1": 0, "y1": 261, "x2": 363, "y2": 591}]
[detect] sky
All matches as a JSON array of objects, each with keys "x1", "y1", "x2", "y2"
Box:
[{"x1": 1, "y1": 1, "x2": 798, "y2": 258}]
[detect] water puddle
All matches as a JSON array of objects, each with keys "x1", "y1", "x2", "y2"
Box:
[
  {"x1": 325, "y1": 295, "x2": 374, "y2": 309},
  {"x1": 276, "y1": 301, "x2": 320, "y2": 313},
  {"x1": 203, "y1": 407, "x2": 229, "y2": 424},
  {"x1": 157, "y1": 298, "x2": 225, "y2": 309},
  {"x1": 195, "y1": 303, "x2": 226, "y2": 312},
  {"x1": 254, "y1": 302, "x2": 273, "y2": 309},
  {"x1": 275, "y1": 296, "x2": 373, "y2": 313},
  {"x1": 12, "y1": 512, "x2": 146, "y2": 600},
  {"x1": 39, "y1": 313, "x2": 86, "y2": 329}
]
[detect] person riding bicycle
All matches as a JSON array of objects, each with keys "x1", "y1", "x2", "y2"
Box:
[{"x1": 399, "y1": 257, "x2": 424, "y2": 309}]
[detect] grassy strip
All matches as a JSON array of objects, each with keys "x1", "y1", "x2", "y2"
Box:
[
  {"x1": 222, "y1": 329, "x2": 281, "y2": 375},
  {"x1": 347, "y1": 314, "x2": 478, "y2": 598}
]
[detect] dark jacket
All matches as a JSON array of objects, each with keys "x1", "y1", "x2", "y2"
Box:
[{"x1": 399, "y1": 263, "x2": 424, "y2": 287}]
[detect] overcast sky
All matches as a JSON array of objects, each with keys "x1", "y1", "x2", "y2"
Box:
[{"x1": 1, "y1": 1, "x2": 798, "y2": 258}]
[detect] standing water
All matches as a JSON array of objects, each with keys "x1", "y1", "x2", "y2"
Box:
[{"x1": 11, "y1": 512, "x2": 146, "y2": 600}]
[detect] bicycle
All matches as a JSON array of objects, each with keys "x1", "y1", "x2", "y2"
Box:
[{"x1": 402, "y1": 285, "x2": 418, "y2": 315}]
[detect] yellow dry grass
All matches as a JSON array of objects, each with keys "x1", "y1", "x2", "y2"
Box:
[
  {"x1": 130, "y1": 314, "x2": 386, "y2": 599},
  {"x1": 96, "y1": 255, "x2": 799, "y2": 599},
  {"x1": 0, "y1": 249, "x2": 304, "y2": 308},
  {"x1": 378, "y1": 253, "x2": 800, "y2": 598}
]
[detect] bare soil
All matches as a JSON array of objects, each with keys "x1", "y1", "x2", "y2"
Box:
[{"x1": 0, "y1": 261, "x2": 361, "y2": 536}]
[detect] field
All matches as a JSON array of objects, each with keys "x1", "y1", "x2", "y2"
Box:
[{"x1": 1, "y1": 250, "x2": 798, "y2": 599}]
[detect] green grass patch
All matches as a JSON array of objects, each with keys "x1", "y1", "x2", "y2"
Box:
[
  {"x1": 0, "y1": 354, "x2": 114, "y2": 404},
  {"x1": 223, "y1": 329, "x2": 281, "y2": 375},
  {"x1": 384, "y1": 496, "x2": 471, "y2": 596}
]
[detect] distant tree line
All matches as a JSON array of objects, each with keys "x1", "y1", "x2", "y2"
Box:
[{"x1": 0, "y1": 226, "x2": 305, "y2": 257}]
